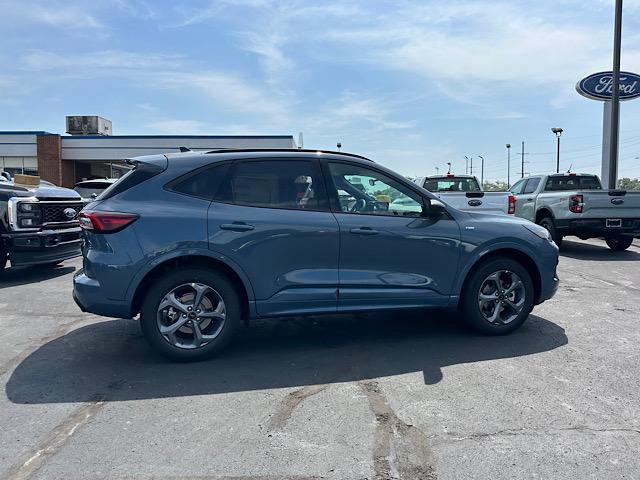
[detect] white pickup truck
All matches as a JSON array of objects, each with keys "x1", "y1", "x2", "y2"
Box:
[
  {"x1": 510, "y1": 173, "x2": 640, "y2": 250},
  {"x1": 413, "y1": 174, "x2": 515, "y2": 215}
]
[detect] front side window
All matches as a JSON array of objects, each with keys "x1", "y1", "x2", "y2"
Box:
[
  {"x1": 523, "y1": 177, "x2": 541, "y2": 194},
  {"x1": 327, "y1": 162, "x2": 424, "y2": 217},
  {"x1": 216, "y1": 160, "x2": 323, "y2": 210}
]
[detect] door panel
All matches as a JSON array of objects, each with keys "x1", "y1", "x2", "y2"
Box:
[
  {"x1": 324, "y1": 161, "x2": 461, "y2": 310},
  {"x1": 207, "y1": 159, "x2": 340, "y2": 316}
]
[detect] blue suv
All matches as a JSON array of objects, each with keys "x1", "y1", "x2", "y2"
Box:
[{"x1": 73, "y1": 149, "x2": 559, "y2": 361}]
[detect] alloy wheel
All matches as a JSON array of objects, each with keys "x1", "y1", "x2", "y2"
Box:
[{"x1": 477, "y1": 270, "x2": 526, "y2": 325}]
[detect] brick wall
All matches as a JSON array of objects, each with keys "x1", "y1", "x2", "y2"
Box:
[{"x1": 36, "y1": 134, "x2": 63, "y2": 186}]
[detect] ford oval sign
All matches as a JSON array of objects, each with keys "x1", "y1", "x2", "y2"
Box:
[
  {"x1": 468, "y1": 199, "x2": 483, "y2": 207},
  {"x1": 576, "y1": 71, "x2": 640, "y2": 101}
]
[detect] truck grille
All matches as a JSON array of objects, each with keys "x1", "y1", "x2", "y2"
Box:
[{"x1": 41, "y1": 202, "x2": 83, "y2": 226}]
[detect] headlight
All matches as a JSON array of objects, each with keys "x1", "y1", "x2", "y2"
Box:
[
  {"x1": 523, "y1": 224, "x2": 553, "y2": 242},
  {"x1": 19, "y1": 202, "x2": 40, "y2": 213}
]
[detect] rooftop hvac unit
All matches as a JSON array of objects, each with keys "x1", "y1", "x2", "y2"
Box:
[{"x1": 66, "y1": 116, "x2": 112, "y2": 136}]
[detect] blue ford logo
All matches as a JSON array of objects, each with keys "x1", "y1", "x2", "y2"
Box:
[
  {"x1": 611, "y1": 198, "x2": 624, "y2": 205},
  {"x1": 468, "y1": 199, "x2": 483, "y2": 207},
  {"x1": 576, "y1": 71, "x2": 640, "y2": 101}
]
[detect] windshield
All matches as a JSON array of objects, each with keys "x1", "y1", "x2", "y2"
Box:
[
  {"x1": 423, "y1": 177, "x2": 481, "y2": 192},
  {"x1": 544, "y1": 175, "x2": 602, "y2": 191}
]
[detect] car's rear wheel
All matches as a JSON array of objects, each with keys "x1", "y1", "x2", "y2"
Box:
[
  {"x1": 461, "y1": 257, "x2": 534, "y2": 335},
  {"x1": 605, "y1": 235, "x2": 634, "y2": 251},
  {"x1": 140, "y1": 268, "x2": 241, "y2": 361},
  {"x1": 538, "y1": 216, "x2": 562, "y2": 247}
]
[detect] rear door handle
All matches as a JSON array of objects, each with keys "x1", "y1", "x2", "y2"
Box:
[
  {"x1": 220, "y1": 222, "x2": 255, "y2": 232},
  {"x1": 350, "y1": 227, "x2": 380, "y2": 235}
]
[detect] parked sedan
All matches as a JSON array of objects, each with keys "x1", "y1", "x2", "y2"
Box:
[{"x1": 73, "y1": 149, "x2": 559, "y2": 361}]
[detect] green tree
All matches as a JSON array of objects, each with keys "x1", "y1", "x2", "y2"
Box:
[
  {"x1": 617, "y1": 178, "x2": 640, "y2": 190},
  {"x1": 482, "y1": 180, "x2": 509, "y2": 191}
]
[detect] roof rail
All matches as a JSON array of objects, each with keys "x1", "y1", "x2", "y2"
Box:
[{"x1": 202, "y1": 148, "x2": 373, "y2": 162}]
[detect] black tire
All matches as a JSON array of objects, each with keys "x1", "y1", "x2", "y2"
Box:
[
  {"x1": 140, "y1": 267, "x2": 241, "y2": 361},
  {"x1": 0, "y1": 249, "x2": 6, "y2": 274},
  {"x1": 538, "y1": 216, "x2": 562, "y2": 247},
  {"x1": 605, "y1": 236, "x2": 634, "y2": 251},
  {"x1": 461, "y1": 257, "x2": 535, "y2": 335}
]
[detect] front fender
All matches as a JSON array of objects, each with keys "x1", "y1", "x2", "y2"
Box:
[{"x1": 453, "y1": 239, "x2": 542, "y2": 297}]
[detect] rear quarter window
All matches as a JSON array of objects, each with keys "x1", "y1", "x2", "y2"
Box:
[{"x1": 166, "y1": 163, "x2": 230, "y2": 200}]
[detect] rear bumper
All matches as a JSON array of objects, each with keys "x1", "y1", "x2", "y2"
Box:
[
  {"x1": 73, "y1": 269, "x2": 132, "y2": 318},
  {"x1": 555, "y1": 218, "x2": 640, "y2": 238},
  {"x1": 2, "y1": 227, "x2": 82, "y2": 266}
]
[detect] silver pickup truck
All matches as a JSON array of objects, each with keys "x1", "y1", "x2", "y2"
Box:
[
  {"x1": 414, "y1": 175, "x2": 515, "y2": 215},
  {"x1": 510, "y1": 173, "x2": 640, "y2": 250}
]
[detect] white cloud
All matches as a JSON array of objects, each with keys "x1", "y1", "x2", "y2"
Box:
[{"x1": 146, "y1": 120, "x2": 206, "y2": 134}]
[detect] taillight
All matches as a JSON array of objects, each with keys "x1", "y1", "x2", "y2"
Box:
[
  {"x1": 569, "y1": 194, "x2": 583, "y2": 213},
  {"x1": 78, "y1": 211, "x2": 139, "y2": 233},
  {"x1": 508, "y1": 194, "x2": 516, "y2": 215}
]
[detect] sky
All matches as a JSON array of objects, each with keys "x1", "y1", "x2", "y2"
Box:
[{"x1": 2, "y1": 0, "x2": 640, "y2": 181}]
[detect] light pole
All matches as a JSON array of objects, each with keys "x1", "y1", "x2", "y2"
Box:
[
  {"x1": 506, "y1": 144, "x2": 511, "y2": 187},
  {"x1": 609, "y1": 0, "x2": 623, "y2": 189},
  {"x1": 551, "y1": 128, "x2": 563, "y2": 173},
  {"x1": 447, "y1": 162, "x2": 452, "y2": 174},
  {"x1": 478, "y1": 155, "x2": 484, "y2": 186},
  {"x1": 435, "y1": 166, "x2": 439, "y2": 175},
  {"x1": 336, "y1": 142, "x2": 342, "y2": 152},
  {"x1": 464, "y1": 156, "x2": 471, "y2": 175}
]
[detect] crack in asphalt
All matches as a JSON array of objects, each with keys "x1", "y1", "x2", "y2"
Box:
[
  {"x1": 1, "y1": 397, "x2": 106, "y2": 480},
  {"x1": 359, "y1": 381, "x2": 437, "y2": 480},
  {"x1": 439, "y1": 425, "x2": 640, "y2": 442},
  {"x1": 268, "y1": 384, "x2": 329, "y2": 431}
]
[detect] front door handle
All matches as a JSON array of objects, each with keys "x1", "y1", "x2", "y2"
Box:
[
  {"x1": 526, "y1": 198, "x2": 534, "y2": 202},
  {"x1": 350, "y1": 227, "x2": 379, "y2": 236},
  {"x1": 220, "y1": 222, "x2": 255, "y2": 232}
]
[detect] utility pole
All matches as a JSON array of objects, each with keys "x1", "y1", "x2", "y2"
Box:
[
  {"x1": 609, "y1": 0, "x2": 623, "y2": 189},
  {"x1": 521, "y1": 141, "x2": 525, "y2": 178},
  {"x1": 470, "y1": 157, "x2": 473, "y2": 176},
  {"x1": 506, "y1": 144, "x2": 511, "y2": 187},
  {"x1": 478, "y1": 155, "x2": 484, "y2": 185}
]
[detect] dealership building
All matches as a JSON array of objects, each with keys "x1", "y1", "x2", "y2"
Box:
[{"x1": 0, "y1": 116, "x2": 296, "y2": 188}]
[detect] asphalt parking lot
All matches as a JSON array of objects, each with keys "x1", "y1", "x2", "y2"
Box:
[{"x1": 1, "y1": 238, "x2": 639, "y2": 480}]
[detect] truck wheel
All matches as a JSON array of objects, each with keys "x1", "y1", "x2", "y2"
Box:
[
  {"x1": 538, "y1": 217, "x2": 562, "y2": 247},
  {"x1": 461, "y1": 257, "x2": 534, "y2": 335},
  {"x1": 140, "y1": 267, "x2": 241, "y2": 361},
  {"x1": 605, "y1": 236, "x2": 633, "y2": 251}
]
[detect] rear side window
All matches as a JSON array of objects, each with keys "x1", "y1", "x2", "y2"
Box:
[
  {"x1": 523, "y1": 177, "x2": 540, "y2": 194},
  {"x1": 167, "y1": 163, "x2": 229, "y2": 200},
  {"x1": 544, "y1": 175, "x2": 602, "y2": 191},
  {"x1": 423, "y1": 177, "x2": 481, "y2": 192},
  {"x1": 98, "y1": 162, "x2": 163, "y2": 201},
  {"x1": 216, "y1": 159, "x2": 325, "y2": 211},
  {"x1": 510, "y1": 179, "x2": 526, "y2": 194}
]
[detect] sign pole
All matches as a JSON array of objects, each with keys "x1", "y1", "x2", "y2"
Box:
[{"x1": 608, "y1": 0, "x2": 623, "y2": 189}]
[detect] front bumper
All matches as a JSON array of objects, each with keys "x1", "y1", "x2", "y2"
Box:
[
  {"x1": 2, "y1": 227, "x2": 82, "y2": 266},
  {"x1": 555, "y1": 218, "x2": 640, "y2": 238},
  {"x1": 73, "y1": 269, "x2": 132, "y2": 318}
]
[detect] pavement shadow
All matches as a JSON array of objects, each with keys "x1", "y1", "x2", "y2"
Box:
[
  {"x1": 6, "y1": 311, "x2": 567, "y2": 404},
  {"x1": 560, "y1": 239, "x2": 640, "y2": 262},
  {"x1": 0, "y1": 265, "x2": 76, "y2": 289}
]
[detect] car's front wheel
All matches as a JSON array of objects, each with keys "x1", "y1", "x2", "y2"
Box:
[
  {"x1": 605, "y1": 235, "x2": 634, "y2": 251},
  {"x1": 140, "y1": 267, "x2": 241, "y2": 361},
  {"x1": 461, "y1": 257, "x2": 535, "y2": 335}
]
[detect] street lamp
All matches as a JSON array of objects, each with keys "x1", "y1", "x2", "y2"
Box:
[
  {"x1": 447, "y1": 162, "x2": 452, "y2": 174},
  {"x1": 336, "y1": 142, "x2": 342, "y2": 152},
  {"x1": 435, "y1": 166, "x2": 439, "y2": 175},
  {"x1": 464, "y1": 156, "x2": 472, "y2": 175},
  {"x1": 505, "y1": 144, "x2": 512, "y2": 186},
  {"x1": 551, "y1": 128, "x2": 563, "y2": 173},
  {"x1": 478, "y1": 155, "x2": 484, "y2": 186}
]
